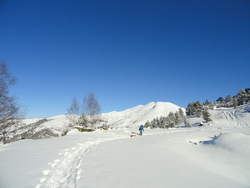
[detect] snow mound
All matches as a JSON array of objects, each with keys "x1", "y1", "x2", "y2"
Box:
[{"x1": 212, "y1": 133, "x2": 250, "y2": 154}]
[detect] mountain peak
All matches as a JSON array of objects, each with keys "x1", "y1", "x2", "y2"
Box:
[{"x1": 102, "y1": 102, "x2": 183, "y2": 128}]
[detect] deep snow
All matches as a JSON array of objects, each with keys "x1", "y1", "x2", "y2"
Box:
[{"x1": 0, "y1": 103, "x2": 250, "y2": 188}]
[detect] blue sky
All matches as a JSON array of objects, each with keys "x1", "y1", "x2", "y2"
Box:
[{"x1": 0, "y1": 0, "x2": 249, "y2": 118}]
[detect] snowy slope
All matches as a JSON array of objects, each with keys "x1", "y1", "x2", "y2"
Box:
[
  {"x1": 102, "y1": 102, "x2": 183, "y2": 128},
  {"x1": 8, "y1": 115, "x2": 71, "y2": 142},
  {"x1": 8, "y1": 102, "x2": 183, "y2": 142},
  {"x1": 0, "y1": 104, "x2": 250, "y2": 188}
]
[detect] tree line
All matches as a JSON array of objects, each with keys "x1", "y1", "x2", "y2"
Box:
[{"x1": 215, "y1": 88, "x2": 250, "y2": 108}]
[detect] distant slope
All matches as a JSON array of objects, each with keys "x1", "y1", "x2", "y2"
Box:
[
  {"x1": 209, "y1": 104, "x2": 250, "y2": 127},
  {"x1": 187, "y1": 104, "x2": 250, "y2": 128},
  {"x1": 102, "y1": 102, "x2": 184, "y2": 128}
]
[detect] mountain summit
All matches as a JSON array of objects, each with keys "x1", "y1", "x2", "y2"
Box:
[{"x1": 102, "y1": 102, "x2": 183, "y2": 128}]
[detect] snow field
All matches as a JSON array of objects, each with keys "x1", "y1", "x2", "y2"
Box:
[
  {"x1": 0, "y1": 127, "x2": 250, "y2": 188},
  {"x1": 0, "y1": 103, "x2": 250, "y2": 188},
  {"x1": 79, "y1": 127, "x2": 250, "y2": 188}
]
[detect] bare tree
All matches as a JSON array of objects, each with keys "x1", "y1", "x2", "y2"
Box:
[
  {"x1": 83, "y1": 93, "x2": 101, "y2": 129},
  {"x1": 0, "y1": 62, "x2": 21, "y2": 144},
  {"x1": 67, "y1": 97, "x2": 80, "y2": 127}
]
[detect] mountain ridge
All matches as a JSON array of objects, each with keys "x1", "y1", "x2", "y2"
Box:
[
  {"x1": 13, "y1": 102, "x2": 182, "y2": 140},
  {"x1": 101, "y1": 102, "x2": 183, "y2": 128}
]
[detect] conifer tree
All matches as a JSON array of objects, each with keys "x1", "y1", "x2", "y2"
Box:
[
  {"x1": 202, "y1": 109, "x2": 212, "y2": 122},
  {"x1": 144, "y1": 120, "x2": 151, "y2": 128}
]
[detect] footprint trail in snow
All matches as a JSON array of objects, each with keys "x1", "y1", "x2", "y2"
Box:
[{"x1": 35, "y1": 135, "x2": 127, "y2": 188}]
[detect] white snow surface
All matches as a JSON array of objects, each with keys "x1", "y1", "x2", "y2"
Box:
[{"x1": 0, "y1": 103, "x2": 250, "y2": 188}]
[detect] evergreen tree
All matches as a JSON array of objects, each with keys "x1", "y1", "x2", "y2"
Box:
[
  {"x1": 167, "y1": 112, "x2": 175, "y2": 128},
  {"x1": 233, "y1": 97, "x2": 238, "y2": 109},
  {"x1": 195, "y1": 101, "x2": 203, "y2": 117},
  {"x1": 186, "y1": 101, "x2": 204, "y2": 117},
  {"x1": 216, "y1": 97, "x2": 224, "y2": 103},
  {"x1": 202, "y1": 109, "x2": 212, "y2": 122},
  {"x1": 225, "y1": 95, "x2": 233, "y2": 107},
  {"x1": 144, "y1": 120, "x2": 151, "y2": 128},
  {"x1": 178, "y1": 108, "x2": 184, "y2": 118},
  {"x1": 183, "y1": 116, "x2": 191, "y2": 127},
  {"x1": 236, "y1": 88, "x2": 250, "y2": 105},
  {"x1": 174, "y1": 111, "x2": 180, "y2": 125},
  {"x1": 186, "y1": 103, "x2": 196, "y2": 116}
]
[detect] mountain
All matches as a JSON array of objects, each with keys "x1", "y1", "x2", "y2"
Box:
[
  {"x1": 101, "y1": 102, "x2": 183, "y2": 128},
  {"x1": 13, "y1": 102, "x2": 182, "y2": 142}
]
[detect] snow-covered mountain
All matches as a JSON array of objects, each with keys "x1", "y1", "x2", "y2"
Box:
[
  {"x1": 101, "y1": 102, "x2": 183, "y2": 128},
  {"x1": 13, "y1": 102, "x2": 182, "y2": 141}
]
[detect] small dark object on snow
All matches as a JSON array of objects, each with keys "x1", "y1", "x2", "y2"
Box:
[{"x1": 189, "y1": 141, "x2": 197, "y2": 145}]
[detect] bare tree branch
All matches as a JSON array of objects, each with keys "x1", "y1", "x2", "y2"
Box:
[{"x1": 0, "y1": 61, "x2": 21, "y2": 144}]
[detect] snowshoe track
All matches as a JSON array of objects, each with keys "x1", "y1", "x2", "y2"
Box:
[{"x1": 36, "y1": 135, "x2": 127, "y2": 188}]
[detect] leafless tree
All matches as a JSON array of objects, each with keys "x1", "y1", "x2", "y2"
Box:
[
  {"x1": 67, "y1": 93, "x2": 102, "y2": 130},
  {"x1": 67, "y1": 97, "x2": 80, "y2": 127},
  {"x1": 83, "y1": 93, "x2": 102, "y2": 129},
  {"x1": 0, "y1": 62, "x2": 21, "y2": 144}
]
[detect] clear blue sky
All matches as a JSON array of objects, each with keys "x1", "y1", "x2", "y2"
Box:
[{"x1": 0, "y1": 0, "x2": 249, "y2": 118}]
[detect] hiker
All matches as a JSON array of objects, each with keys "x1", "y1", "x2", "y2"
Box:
[{"x1": 139, "y1": 125, "x2": 144, "y2": 135}]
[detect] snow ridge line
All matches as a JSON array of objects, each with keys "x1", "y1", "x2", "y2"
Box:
[{"x1": 35, "y1": 135, "x2": 127, "y2": 188}]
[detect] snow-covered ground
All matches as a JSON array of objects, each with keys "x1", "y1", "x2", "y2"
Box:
[{"x1": 0, "y1": 104, "x2": 250, "y2": 188}]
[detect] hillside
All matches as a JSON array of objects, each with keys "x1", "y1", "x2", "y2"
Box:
[
  {"x1": 9, "y1": 102, "x2": 182, "y2": 142},
  {"x1": 101, "y1": 102, "x2": 183, "y2": 128}
]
